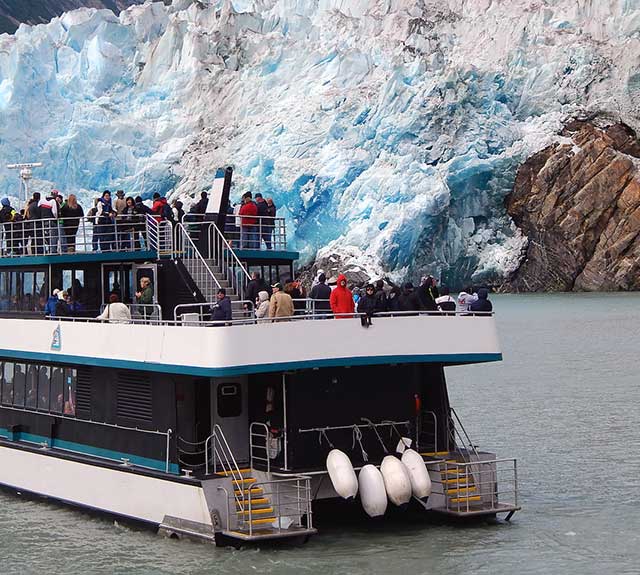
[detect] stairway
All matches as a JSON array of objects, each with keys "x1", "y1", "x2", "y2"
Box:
[
  {"x1": 219, "y1": 468, "x2": 278, "y2": 531},
  {"x1": 420, "y1": 451, "x2": 482, "y2": 511}
]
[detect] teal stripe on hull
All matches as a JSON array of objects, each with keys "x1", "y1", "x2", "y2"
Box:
[
  {"x1": 0, "y1": 427, "x2": 179, "y2": 474},
  {"x1": 0, "y1": 349, "x2": 502, "y2": 377}
]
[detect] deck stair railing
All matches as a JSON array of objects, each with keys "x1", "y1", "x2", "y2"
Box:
[
  {"x1": 174, "y1": 223, "x2": 223, "y2": 302},
  {"x1": 249, "y1": 422, "x2": 271, "y2": 473},
  {"x1": 206, "y1": 222, "x2": 251, "y2": 301},
  {"x1": 145, "y1": 215, "x2": 173, "y2": 257}
]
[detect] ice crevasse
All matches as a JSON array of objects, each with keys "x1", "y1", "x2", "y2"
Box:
[{"x1": 0, "y1": 0, "x2": 639, "y2": 285}]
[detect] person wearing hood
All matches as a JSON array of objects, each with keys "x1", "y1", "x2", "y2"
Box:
[
  {"x1": 417, "y1": 275, "x2": 439, "y2": 311},
  {"x1": 96, "y1": 190, "x2": 116, "y2": 251},
  {"x1": 469, "y1": 288, "x2": 493, "y2": 315},
  {"x1": 44, "y1": 288, "x2": 61, "y2": 317},
  {"x1": 0, "y1": 198, "x2": 17, "y2": 255},
  {"x1": 152, "y1": 193, "x2": 173, "y2": 222},
  {"x1": 330, "y1": 274, "x2": 355, "y2": 318},
  {"x1": 255, "y1": 290, "x2": 270, "y2": 320},
  {"x1": 357, "y1": 284, "x2": 378, "y2": 327},
  {"x1": 398, "y1": 282, "x2": 423, "y2": 313}
]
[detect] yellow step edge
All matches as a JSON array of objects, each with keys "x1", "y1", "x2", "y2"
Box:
[
  {"x1": 446, "y1": 486, "x2": 477, "y2": 495},
  {"x1": 219, "y1": 468, "x2": 252, "y2": 476},
  {"x1": 443, "y1": 469, "x2": 469, "y2": 475},
  {"x1": 420, "y1": 451, "x2": 450, "y2": 457},
  {"x1": 232, "y1": 478, "x2": 257, "y2": 485},
  {"x1": 237, "y1": 507, "x2": 274, "y2": 516},
  {"x1": 236, "y1": 498, "x2": 269, "y2": 507},
  {"x1": 247, "y1": 517, "x2": 277, "y2": 525},
  {"x1": 450, "y1": 495, "x2": 482, "y2": 503},
  {"x1": 234, "y1": 488, "x2": 264, "y2": 496},
  {"x1": 443, "y1": 478, "x2": 472, "y2": 485},
  {"x1": 445, "y1": 460, "x2": 458, "y2": 464}
]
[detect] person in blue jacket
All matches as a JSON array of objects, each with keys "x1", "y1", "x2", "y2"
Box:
[
  {"x1": 44, "y1": 289, "x2": 61, "y2": 317},
  {"x1": 469, "y1": 288, "x2": 493, "y2": 314},
  {"x1": 211, "y1": 288, "x2": 232, "y2": 322}
]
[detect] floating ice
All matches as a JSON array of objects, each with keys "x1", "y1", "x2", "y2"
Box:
[{"x1": 0, "y1": 0, "x2": 639, "y2": 284}]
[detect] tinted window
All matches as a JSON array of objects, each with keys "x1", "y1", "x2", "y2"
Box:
[
  {"x1": 64, "y1": 368, "x2": 76, "y2": 416},
  {"x1": 50, "y1": 367, "x2": 64, "y2": 414},
  {"x1": 25, "y1": 364, "x2": 38, "y2": 409},
  {"x1": 1, "y1": 363, "x2": 13, "y2": 405},
  {"x1": 12, "y1": 363, "x2": 25, "y2": 407},
  {"x1": 38, "y1": 366, "x2": 50, "y2": 411}
]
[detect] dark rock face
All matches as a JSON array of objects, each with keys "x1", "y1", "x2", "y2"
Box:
[
  {"x1": 0, "y1": 1, "x2": 145, "y2": 34},
  {"x1": 504, "y1": 121, "x2": 640, "y2": 292}
]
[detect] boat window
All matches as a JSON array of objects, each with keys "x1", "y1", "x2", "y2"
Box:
[
  {"x1": 1, "y1": 363, "x2": 13, "y2": 405},
  {"x1": 0, "y1": 270, "x2": 48, "y2": 312},
  {"x1": 25, "y1": 364, "x2": 38, "y2": 409},
  {"x1": 64, "y1": 368, "x2": 76, "y2": 416},
  {"x1": 50, "y1": 367, "x2": 64, "y2": 414},
  {"x1": 12, "y1": 363, "x2": 25, "y2": 407},
  {"x1": 217, "y1": 383, "x2": 242, "y2": 418},
  {"x1": 38, "y1": 366, "x2": 50, "y2": 411}
]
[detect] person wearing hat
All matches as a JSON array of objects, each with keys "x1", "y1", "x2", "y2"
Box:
[
  {"x1": 44, "y1": 288, "x2": 61, "y2": 317},
  {"x1": 268, "y1": 282, "x2": 294, "y2": 320}
]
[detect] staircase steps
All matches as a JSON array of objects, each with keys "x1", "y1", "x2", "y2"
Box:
[{"x1": 450, "y1": 495, "x2": 482, "y2": 504}]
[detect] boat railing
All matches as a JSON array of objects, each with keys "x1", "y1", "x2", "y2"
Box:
[
  {"x1": 0, "y1": 401, "x2": 174, "y2": 473},
  {"x1": 0, "y1": 214, "x2": 172, "y2": 258},
  {"x1": 431, "y1": 457, "x2": 519, "y2": 514},
  {"x1": 207, "y1": 222, "x2": 251, "y2": 300},
  {"x1": 218, "y1": 475, "x2": 313, "y2": 535},
  {"x1": 449, "y1": 407, "x2": 481, "y2": 461},
  {"x1": 47, "y1": 308, "x2": 495, "y2": 328},
  {"x1": 172, "y1": 298, "x2": 329, "y2": 322},
  {"x1": 418, "y1": 410, "x2": 439, "y2": 453},
  {"x1": 249, "y1": 421, "x2": 271, "y2": 474},
  {"x1": 182, "y1": 213, "x2": 287, "y2": 251}
]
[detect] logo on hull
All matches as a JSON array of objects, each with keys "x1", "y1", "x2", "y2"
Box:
[{"x1": 51, "y1": 325, "x2": 62, "y2": 351}]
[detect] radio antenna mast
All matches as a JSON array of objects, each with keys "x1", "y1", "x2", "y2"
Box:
[{"x1": 6, "y1": 162, "x2": 44, "y2": 205}]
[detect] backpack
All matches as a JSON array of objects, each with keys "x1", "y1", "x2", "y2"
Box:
[{"x1": 162, "y1": 202, "x2": 174, "y2": 222}]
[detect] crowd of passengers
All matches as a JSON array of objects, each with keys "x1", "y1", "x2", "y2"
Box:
[
  {"x1": 0, "y1": 189, "x2": 278, "y2": 255},
  {"x1": 206, "y1": 271, "x2": 494, "y2": 324}
]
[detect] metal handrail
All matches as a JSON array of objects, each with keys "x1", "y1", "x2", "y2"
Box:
[
  {"x1": 208, "y1": 222, "x2": 251, "y2": 300},
  {"x1": 172, "y1": 300, "x2": 254, "y2": 322},
  {"x1": 419, "y1": 410, "x2": 438, "y2": 453},
  {"x1": 249, "y1": 422, "x2": 271, "y2": 473},
  {"x1": 174, "y1": 223, "x2": 222, "y2": 301},
  {"x1": 449, "y1": 407, "x2": 481, "y2": 460}
]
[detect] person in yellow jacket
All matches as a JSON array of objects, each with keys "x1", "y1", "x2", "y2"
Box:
[{"x1": 268, "y1": 282, "x2": 294, "y2": 321}]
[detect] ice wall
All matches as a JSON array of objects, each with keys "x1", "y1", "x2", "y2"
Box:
[{"x1": 1, "y1": 0, "x2": 639, "y2": 284}]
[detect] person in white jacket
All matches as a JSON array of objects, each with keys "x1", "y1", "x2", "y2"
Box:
[
  {"x1": 96, "y1": 293, "x2": 132, "y2": 324},
  {"x1": 255, "y1": 290, "x2": 270, "y2": 320}
]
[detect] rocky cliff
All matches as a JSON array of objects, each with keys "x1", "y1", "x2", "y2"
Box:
[
  {"x1": 0, "y1": 0, "x2": 144, "y2": 34},
  {"x1": 504, "y1": 121, "x2": 640, "y2": 292}
]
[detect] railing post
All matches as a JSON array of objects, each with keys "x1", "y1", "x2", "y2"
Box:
[{"x1": 165, "y1": 428, "x2": 172, "y2": 473}]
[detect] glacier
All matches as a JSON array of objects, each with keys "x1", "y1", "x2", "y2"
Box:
[{"x1": 1, "y1": 0, "x2": 639, "y2": 285}]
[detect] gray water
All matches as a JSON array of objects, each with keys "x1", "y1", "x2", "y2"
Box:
[{"x1": 1, "y1": 293, "x2": 639, "y2": 574}]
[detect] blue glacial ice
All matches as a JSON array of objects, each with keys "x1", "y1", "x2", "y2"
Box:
[{"x1": 1, "y1": 0, "x2": 639, "y2": 284}]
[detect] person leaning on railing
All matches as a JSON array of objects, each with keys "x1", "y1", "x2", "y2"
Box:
[
  {"x1": 268, "y1": 282, "x2": 294, "y2": 321},
  {"x1": 96, "y1": 292, "x2": 132, "y2": 324}
]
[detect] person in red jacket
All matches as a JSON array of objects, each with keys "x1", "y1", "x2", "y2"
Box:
[
  {"x1": 330, "y1": 274, "x2": 355, "y2": 318},
  {"x1": 238, "y1": 192, "x2": 258, "y2": 248}
]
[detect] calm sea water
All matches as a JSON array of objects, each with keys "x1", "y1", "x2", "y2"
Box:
[{"x1": 1, "y1": 294, "x2": 639, "y2": 575}]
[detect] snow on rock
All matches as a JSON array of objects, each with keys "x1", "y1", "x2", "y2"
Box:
[{"x1": 1, "y1": 0, "x2": 639, "y2": 285}]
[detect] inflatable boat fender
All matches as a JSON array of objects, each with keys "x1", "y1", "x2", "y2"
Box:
[
  {"x1": 401, "y1": 449, "x2": 432, "y2": 498},
  {"x1": 326, "y1": 449, "x2": 358, "y2": 499},
  {"x1": 358, "y1": 464, "x2": 387, "y2": 517},
  {"x1": 380, "y1": 455, "x2": 412, "y2": 506}
]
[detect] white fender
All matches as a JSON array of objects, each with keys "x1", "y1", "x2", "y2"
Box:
[
  {"x1": 401, "y1": 449, "x2": 432, "y2": 499},
  {"x1": 326, "y1": 449, "x2": 358, "y2": 499},
  {"x1": 380, "y1": 455, "x2": 412, "y2": 506},
  {"x1": 358, "y1": 464, "x2": 387, "y2": 518}
]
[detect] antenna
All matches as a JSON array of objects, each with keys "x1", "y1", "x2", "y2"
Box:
[{"x1": 6, "y1": 162, "x2": 43, "y2": 205}]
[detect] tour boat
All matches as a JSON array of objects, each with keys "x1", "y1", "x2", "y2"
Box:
[{"x1": 0, "y1": 174, "x2": 519, "y2": 545}]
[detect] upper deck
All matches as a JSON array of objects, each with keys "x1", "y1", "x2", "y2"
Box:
[{"x1": 0, "y1": 311, "x2": 501, "y2": 376}]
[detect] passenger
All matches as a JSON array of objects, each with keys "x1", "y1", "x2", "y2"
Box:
[
  {"x1": 469, "y1": 288, "x2": 493, "y2": 315},
  {"x1": 330, "y1": 274, "x2": 355, "y2": 319},
  {"x1": 59, "y1": 194, "x2": 84, "y2": 253},
  {"x1": 86, "y1": 198, "x2": 100, "y2": 252},
  {"x1": 255, "y1": 290, "x2": 270, "y2": 320},
  {"x1": 44, "y1": 289, "x2": 60, "y2": 317},
  {"x1": 238, "y1": 192, "x2": 258, "y2": 248},
  {"x1": 135, "y1": 276, "x2": 154, "y2": 320},
  {"x1": 435, "y1": 286, "x2": 457, "y2": 313},
  {"x1": 120, "y1": 197, "x2": 139, "y2": 250},
  {"x1": 311, "y1": 269, "x2": 325, "y2": 289},
  {"x1": 246, "y1": 272, "x2": 271, "y2": 309},
  {"x1": 134, "y1": 196, "x2": 151, "y2": 247},
  {"x1": 0, "y1": 198, "x2": 17, "y2": 255},
  {"x1": 357, "y1": 283, "x2": 377, "y2": 326},
  {"x1": 288, "y1": 279, "x2": 306, "y2": 315},
  {"x1": 211, "y1": 288, "x2": 232, "y2": 322},
  {"x1": 310, "y1": 272, "x2": 331, "y2": 315},
  {"x1": 192, "y1": 191, "x2": 209, "y2": 215},
  {"x1": 96, "y1": 293, "x2": 132, "y2": 323},
  {"x1": 398, "y1": 282, "x2": 423, "y2": 313},
  {"x1": 173, "y1": 200, "x2": 185, "y2": 223},
  {"x1": 254, "y1": 193, "x2": 271, "y2": 249},
  {"x1": 456, "y1": 286, "x2": 478, "y2": 313},
  {"x1": 417, "y1": 276, "x2": 439, "y2": 311},
  {"x1": 38, "y1": 190, "x2": 60, "y2": 254},
  {"x1": 55, "y1": 290, "x2": 71, "y2": 317},
  {"x1": 152, "y1": 193, "x2": 174, "y2": 223},
  {"x1": 373, "y1": 279, "x2": 388, "y2": 313},
  {"x1": 26, "y1": 192, "x2": 44, "y2": 255},
  {"x1": 96, "y1": 190, "x2": 116, "y2": 252},
  {"x1": 114, "y1": 190, "x2": 126, "y2": 215},
  {"x1": 268, "y1": 282, "x2": 295, "y2": 320},
  {"x1": 265, "y1": 197, "x2": 277, "y2": 247},
  {"x1": 387, "y1": 285, "x2": 401, "y2": 313}
]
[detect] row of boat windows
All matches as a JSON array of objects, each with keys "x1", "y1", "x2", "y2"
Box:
[
  {"x1": 0, "y1": 270, "x2": 48, "y2": 312},
  {"x1": 0, "y1": 362, "x2": 76, "y2": 416}
]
